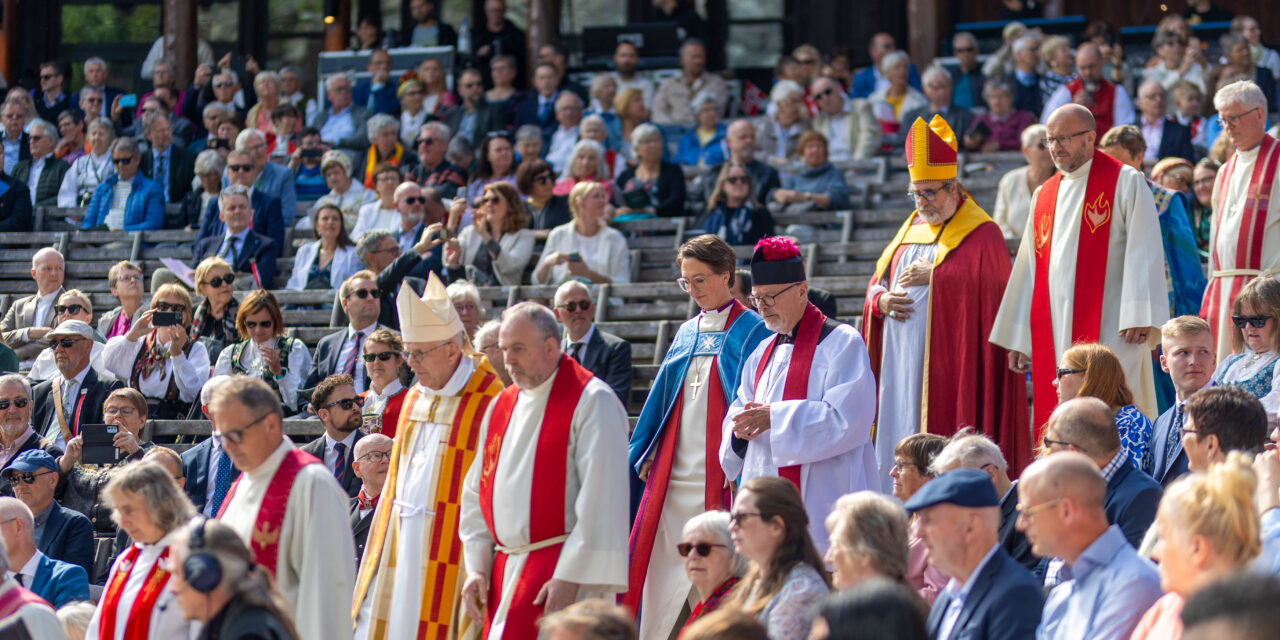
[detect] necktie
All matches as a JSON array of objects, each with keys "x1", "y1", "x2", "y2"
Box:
[
  {"x1": 222, "y1": 236, "x2": 239, "y2": 265},
  {"x1": 569, "y1": 342, "x2": 584, "y2": 363},
  {"x1": 333, "y1": 442, "x2": 347, "y2": 481},
  {"x1": 343, "y1": 331, "x2": 364, "y2": 377},
  {"x1": 1165, "y1": 404, "x2": 1185, "y2": 470},
  {"x1": 538, "y1": 98, "x2": 552, "y2": 123},
  {"x1": 209, "y1": 447, "x2": 233, "y2": 515},
  {"x1": 156, "y1": 152, "x2": 169, "y2": 203},
  {"x1": 61, "y1": 379, "x2": 74, "y2": 421},
  {"x1": 14, "y1": 574, "x2": 23, "y2": 587}
]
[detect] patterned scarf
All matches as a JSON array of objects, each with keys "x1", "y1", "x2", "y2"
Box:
[
  {"x1": 685, "y1": 577, "x2": 740, "y2": 627},
  {"x1": 356, "y1": 488, "x2": 379, "y2": 512},
  {"x1": 192, "y1": 297, "x2": 239, "y2": 344},
  {"x1": 363, "y1": 142, "x2": 404, "y2": 189}
]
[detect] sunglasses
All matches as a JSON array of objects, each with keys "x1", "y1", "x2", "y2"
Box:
[
  {"x1": 676, "y1": 542, "x2": 727, "y2": 557},
  {"x1": 558, "y1": 300, "x2": 591, "y2": 313},
  {"x1": 955, "y1": 46, "x2": 977, "y2": 53},
  {"x1": 815, "y1": 88, "x2": 836, "y2": 99},
  {"x1": 348, "y1": 288, "x2": 381, "y2": 300},
  {"x1": 4, "y1": 470, "x2": 53, "y2": 486},
  {"x1": 416, "y1": 137, "x2": 437, "y2": 146},
  {"x1": 228, "y1": 164, "x2": 253, "y2": 172},
  {"x1": 322, "y1": 396, "x2": 364, "y2": 411},
  {"x1": 154, "y1": 302, "x2": 186, "y2": 313},
  {"x1": 1233, "y1": 314, "x2": 1271, "y2": 329},
  {"x1": 533, "y1": 174, "x2": 554, "y2": 185},
  {"x1": 213, "y1": 81, "x2": 234, "y2": 88},
  {"x1": 362, "y1": 351, "x2": 399, "y2": 363},
  {"x1": 402, "y1": 196, "x2": 426, "y2": 205},
  {"x1": 202, "y1": 273, "x2": 236, "y2": 288},
  {"x1": 726, "y1": 176, "x2": 750, "y2": 185},
  {"x1": 1056, "y1": 367, "x2": 1085, "y2": 379},
  {"x1": 54, "y1": 304, "x2": 85, "y2": 316},
  {"x1": 112, "y1": 156, "x2": 134, "y2": 165},
  {"x1": 40, "y1": 74, "x2": 58, "y2": 81},
  {"x1": 244, "y1": 320, "x2": 274, "y2": 330},
  {"x1": 0, "y1": 398, "x2": 28, "y2": 410},
  {"x1": 48, "y1": 338, "x2": 84, "y2": 350}
]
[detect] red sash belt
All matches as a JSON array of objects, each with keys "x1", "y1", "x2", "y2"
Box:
[
  {"x1": 216, "y1": 447, "x2": 319, "y2": 576},
  {"x1": 750, "y1": 303, "x2": 826, "y2": 491},
  {"x1": 477, "y1": 354, "x2": 594, "y2": 640},
  {"x1": 98, "y1": 545, "x2": 171, "y2": 640},
  {"x1": 1029, "y1": 150, "x2": 1122, "y2": 437}
]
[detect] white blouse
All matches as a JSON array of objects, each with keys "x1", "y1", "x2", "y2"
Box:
[
  {"x1": 286, "y1": 241, "x2": 361, "y2": 291},
  {"x1": 58, "y1": 152, "x2": 115, "y2": 207},
  {"x1": 213, "y1": 338, "x2": 313, "y2": 411},
  {"x1": 351, "y1": 201, "x2": 403, "y2": 240},
  {"x1": 1211, "y1": 349, "x2": 1280, "y2": 427},
  {"x1": 994, "y1": 166, "x2": 1033, "y2": 240},
  {"x1": 533, "y1": 221, "x2": 632, "y2": 286},
  {"x1": 102, "y1": 334, "x2": 210, "y2": 403},
  {"x1": 454, "y1": 225, "x2": 536, "y2": 286}
]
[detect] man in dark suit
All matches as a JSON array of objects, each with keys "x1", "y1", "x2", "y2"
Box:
[
  {"x1": 190, "y1": 184, "x2": 279, "y2": 287},
  {"x1": 900, "y1": 67, "x2": 973, "y2": 147},
  {"x1": 1146, "y1": 317, "x2": 1216, "y2": 487},
  {"x1": 444, "y1": 68, "x2": 509, "y2": 147},
  {"x1": 140, "y1": 111, "x2": 196, "y2": 205},
  {"x1": 399, "y1": 0, "x2": 457, "y2": 47},
  {"x1": 850, "y1": 32, "x2": 922, "y2": 99},
  {"x1": 305, "y1": 271, "x2": 391, "y2": 394},
  {"x1": 0, "y1": 493, "x2": 89, "y2": 607},
  {"x1": 3, "y1": 450, "x2": 92, "y2": 578},
  {"x1": 0, "y1": 248, "x2": 61, "y2": 362},
  {"x1": 0, "y1": 165, "x2": 33, "y2": 233},
  {"x1": 351, "y1": 49, "x2": 400, "y2": 117},
  {"x1": 554, "y1": 281, "x2": 633, "y2": 409},
  {"x1": 9, "y1": 118, "x2": 68, "y2": 207},
  {"x1": 1135, "y1": 80, "x2": 1197, "y2": 162},
  {"x1": 30, "y1": 321, "x2": 124, "y2": 450},
  {"x1": 0, "y1": 377, "x2": 63, "y2": 499},
  {"x1": 513, "y1": 62, "x2": 562, "y2": 132},
  {"x1": 349, "y1": 433, "x2": 392, "y2": 566},
  {"x1": 196, "y1": 150, "x2": 284, "y2": 252},
  {"x1": 181, "y1": 376, "x2": 240, "y2": 516},
  {"x1": 300, "y1": 374, "x2": 365, "y2": 498},
  {"x1": 907, "y1": 469, "x2": 1044, "y2": 640},
  {"x1": 1042, "y1": 398, "x2": 1162, "y2": 548}
]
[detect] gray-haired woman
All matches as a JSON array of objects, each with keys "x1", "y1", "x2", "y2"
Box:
[
  {"x1": 358, "y1": 113, "x2": 417, "y2": 188},
  {"x1": 183, "y1": 149, "x2": 226, "y2": 230},
  {"x1": 679, "y1": 511, "x2": 750, "y2": 632},
  {"x1": 57, "y1": 116, "x2": 116, "y2": 206}
]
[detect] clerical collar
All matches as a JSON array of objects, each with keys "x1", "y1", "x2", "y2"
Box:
[
  {"x1": 702, "y1": 300, "x2": 735, "y2": 315},
  {"x1": 432, "y1": 352, "x2": 475, "y2": 397},
  {"x1": 776, "y1": 333, "x2": 796, "y2": 344},
  {"x1": 1062, "y1": 159, "x2": 1093, "y2": 180}
]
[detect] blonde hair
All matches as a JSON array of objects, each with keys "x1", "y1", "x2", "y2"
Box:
[
  {"x1": 1230, "y1": 274, "x2": 1280, "y2": 353},
  {"x1": 57, "y1": 289, "x2": 92, "y2": 316},
  {"x1": 194, "y1": 256, "x2": 232, "y2": 295},
  {"x1": 1162, "y1": 452, "x2": 1261, "y2": 566},
  {"x1": 568, "y1": 180, "x2": 606, "y2": 219},
  {"x1": 824, "y1": 492, "x2": 909, "y2": 581},
  {"x1": 1040, "y1": 35, "x2": 1072, "y2": 67},
  {"x1": 1162, "y1": 315, "x2": 1212, "y2": 341}
]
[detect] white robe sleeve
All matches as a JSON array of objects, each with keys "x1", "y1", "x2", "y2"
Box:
[
  {"x1": 1115, "y1": 166, "x2": 1168, "y2": 344},
  {"x1": 719, "y1": 343, "x2": 763, "y2": 482},
  {"x1": 282, "y1": 466, "x2": 357, "y2": 640},
  {"x1": 460, "y1": 401, "x2": 498, "y2": 578},
  {"x1": 172, "y1": 341, "x2": 211, "y2": 402},
  {"x1": 101, "y1": 335, "x2": 143, "y2": 382}
]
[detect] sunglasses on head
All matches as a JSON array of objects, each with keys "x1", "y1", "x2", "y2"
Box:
[
  {"x1": 677, "y1": 542, "x2": 726, "y2": 557},
  {"x1": 322, "y1": 396, "x2": 364, "y2": 411},
  {"x1": 4, "y1": 470, "x2": 53, "y2": 486},
  {"x1": 349, "y1": 288, "x2": 381, "y2": 300},
  {"x1": 228, "y1": 164, "x2": 253, "y2": 172},
  {"x1": 558, "y1": 300, "x2": 591, "y2": 313},
  {"x1": 0, "y1": 398, "x2": 28, "y2": 410},
  {"x1": 48, "y1": 338, "x2": 83, "y2": 350},
  {"x1": 202, "y1": 273, "x2": 236, "y2": 287},
  {"x1": 1233, "y1": 314, "x2": 1271, "y2": 329},
  {"x1": 54, "y1": 304, "x2": 85, "y2": 316},
  {"x1": 245, "y1": 320, "x2": 274, "y2": 330},
  {"x1": 362, "y1": 351, "x2": 399, "y2": 363}
]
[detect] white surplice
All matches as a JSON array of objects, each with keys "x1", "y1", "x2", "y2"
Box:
[
  {"x1": 459, "y1": 369, "x2": 630, "y2": 638},
  {"x1": 867, "y1": 243, "x2": 938, "y2": 492},
  {"x1": 1207, "y1": 141, "x2": 1280, "y2": 360},
  {"x1": 84, "y1": 530, "x2": 190, "y2": 640},
  {"x1": 638, "y1": 306, "x2": 730, "y2": 640},
  {"x1": 719, "y1": 323, "x2": 880, "y2": 552},
  {"x1": 354, "y1": 357, "x2": 477, "y2": 640},
  {"x1": 0, "y1": 580, "x2": 65, "y2": 639},
  {"x1": 991, "y1": 158, "x2": 1169, "y2": 420},
  {"x1": 219, "y1": 438, "x2": 356, "y2": 640}
]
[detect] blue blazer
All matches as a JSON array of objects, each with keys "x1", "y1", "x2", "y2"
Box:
[
  {"x1": 850, "y1": 64, "x2": 922, "y2": 99},
  {"x1": 1145, "y1": 405, "x2": 1190, "y2": 487},
  {"x1": 196, "y1": 189, "x2": 285, "y2": 256},
  {"x1": 926, "y1": 546, "x2": 1043, "y2": 640},
  {"x1": 513, "y1": 91, "x2": 558, "y2": 132},
  {"x1": 37, "y1": 504, "x2": 94, "y2": 580},
  {"x1": 675, "y1": 123, "x2": 727, "y2": 167},
  {"x1": 1105, "y1": 456, "x2": 1163, "y2": 548},
  {"x1": 352, "y1": 80, "x2": 401, "y2": 117},
  {"x1": 81, "y1": 173, "x2": 165, "y2": 230},
  {"x1": 28, "y1": 552, "x2": 89, "y2": 608}
]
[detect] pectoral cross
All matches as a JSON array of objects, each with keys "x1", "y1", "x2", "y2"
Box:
[{"x1": 689, "y1": 366, "x2": 704, "y2": 393}]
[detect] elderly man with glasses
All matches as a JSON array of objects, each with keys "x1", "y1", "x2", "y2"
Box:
[
  {"x1": 349, "y1": 432, "x2": 392, "y2": 566},
  {"x1": 864, "y1": 116, "x2": 1031, "y2": 490},
  {"x1": 2, "y1": 449, "x2": 93, "y2": 579},
  {"x1": 190, "y1": 183, "x2": 279, "y2": 287},
  {"x1": 0, "y1": 376, "x2": 64, "y2": 494},
  {"x1": 11, "y1": 118, "x2": 69, "y2": 207},
  {"x1": 992, "y1": 103, "x2": 1168, "y2": 438},
  {"x1": 553, "y1": 280, "x2": 631, "y2": 408},
  {"x1": 80, "y1": 137, "x2": 164, "y2": 231},
  {"x1": 315, "y1": 73, "x2": 374, "y2": 152}
]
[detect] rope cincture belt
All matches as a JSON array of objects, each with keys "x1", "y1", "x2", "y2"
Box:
[
  {"x1": 495, "y1": 534, "x2": 570, "y2": 555},
  {"x1": 1210, "y1": 269, "x2": 1264, "y2": 279}
]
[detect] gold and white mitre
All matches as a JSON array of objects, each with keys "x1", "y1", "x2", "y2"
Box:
[{"x1": 396, "y1": 272, "x2": 465, "y2": 343}]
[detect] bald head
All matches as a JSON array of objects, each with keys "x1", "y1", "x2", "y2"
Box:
[
  {"x1": 1075, "y1": 43, "x2": 1103, "y2": 82},
  {"x1": 1048, "y1": 104, "x2": 1096, "y2": 132},
  {"x1": 354, "y1": 433, "x2": 393, "y2": 459},
  {"x1": 725, "y1": 119, "x2": 758, "y2": 160},
  {"x1": 1046, "y1": 104, "x2": 1097, "y2": 173},
  {"x1": 1021, "y1": 450, "x2": 1107, "y2": 510},
  {"x1": 1046, "y1": 397, "x2": 1120, "y2": 460}
]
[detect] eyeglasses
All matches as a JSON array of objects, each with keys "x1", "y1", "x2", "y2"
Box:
[
  {"x1": 729, "y1": 511, "x2": 762, "y2": 527},
  {"x1": 557, "y1": 300, "x2": 591, "y2": 313},
  {"x1": 369, "y1": 245, "x2": 401, "y2": 255},
  {"x1": 154, "y1": 302, "x2": 186, "y2": 313},
  {"x1": 348, "y1": 288, "x2": 381, "y2": 300},
  {"x1": 1015, "y1": 497, "x2": 1062, "y2": 520},
  {"x1": 1044, "y1": 130, "x2": 1092, "y2": 147},
  {"x1": 726, "y1": 175, "x2": 750, "y2": 185},
  {"x1": 677, "y1": 542, "x2": 727, "y2": 557},
  {"x1": 416, "y1": 137, "x2": 437, "y2": 146},
  {"x1": 362, "y1": 351, "x2": 399, "y2": 363},
  {"x1": 906, "y1": 182, "x2": 954, "y2": 202},
  {"x1": 815, "y1": 88, "x2": 835, "y2": 99},
  {"x1": 954, "y1": 46, "x2": 977, "y2": 53},
  {"x1": 214, "y1": 411, "x2": 271, "y2": 445},
  {"x1": 1220, "y1": 108, "x2": 1260, "y2": 127},
  {"x1": 228, "y1": 164, "x2": 253, "y2": 172},
  {"x1": 891, "y1": 459, "x2": 922, "y2": 472},
  {"x1": 103, "y1": 406, "x2": 138, "y2": 417},
  {"x1": 212, "y1": 81, "x2": 235, "y2": 88},
  {"x1": 54, "y1": 304, "x2": 85, "y2": 316},
  {"x1": 376, "y1": 174, "x2": 401, "y2": 182},
  {"x1": 1055, "y1": 367, "x2": 1085, "y2": 379},
  {"x1": 407, "y1": 341, "x2": 453, "y2": 361},
  {"x1": 244, "y1": 320, "x2": 274, "y2": 330},
  {"x1": 533, "y1": 174, "x2": 554, "y2": 185},
  {"x1": 1042, "y1": 437, "x2": 1073, "y2": 450},
  {"x1": 0, "y1": 398, "x2": 28, "y2": 410},
  {"x1": 3, "y1": 471, "x2": 53, "y2": 486},
  {"x1": 795, "y1": 58, "x2": 816, "y2": 65},
  {"x1": 402, "y1": 196, "x2": 425, "y2": 205},
  {"x1": 676, "y1": 275, "x2": 716, "y2": 292},
  {"x1": 749, "y1": 282, "x2": 802, "y2": 308},
  {"x1": 116, "y1": 273, "x2": 143, "y2": 284},
  {"x1": 112, "y1": 156, "x2": 135, "y2": 165},
  {"x1": 48, "y1": 338, "x2": 84, "y2": 350},
  {"x1": 202, "y1": 273, "x2": 235, "y2": 288},
  {"x1": 1232, "y1": 314, "x2": 1271, "y2": 329},
  {"x1": 321, "y1": 396, "x2": 364, "y2": 411},
  {"x1": 356, "y1": 450, "x2": 392, "y2": 464},
  {"x1": 28, "y1": 135, "x2": 44, "y2": 142}
]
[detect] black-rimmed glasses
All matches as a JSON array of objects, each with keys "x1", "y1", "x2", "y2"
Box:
[
  {"x1": 749, "y1": 282, "x2": 802, "y2": 308},
  {"x1": 1232, "y1": 314, "x2": 1270, "y2": 329},
  {"x1": 214, "y1": 411, "x2": 272, "y2": 445}
]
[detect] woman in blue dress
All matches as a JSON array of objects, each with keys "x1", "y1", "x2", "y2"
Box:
[{"x1": 1053, "y1": 342, "x2": 1153, "y2": 467}]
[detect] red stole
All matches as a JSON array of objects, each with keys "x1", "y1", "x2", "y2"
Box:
[
  {"x1": 0, "y1": 583, "x2": 47, "y2": 619},
  {"x1": 751, "y1": 303, "x2": 827, "y2": 491},
  {"x1": 477, "y1": 354, "x2": 594, "y2": 640},
  {"x1": 1029, "y1": 150, "x2": 1123, "y2": 436},
  {"x1": 1202, "y1": 135, "x2": 1280, "y2": 344},
  {"x1": 98, "y1": 545, "x2": 171, "y2": 640},
  {"x1": 216, "y1": 447, "x2": 320, "y2": 577},
  {"x1": 1065, "y1": 78, "x2": 1117, "y2": 134},
  {"x1": 623, "y1": 302, "x2": 745, "y2": 615}
]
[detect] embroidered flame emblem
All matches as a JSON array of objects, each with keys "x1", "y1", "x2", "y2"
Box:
[
  {"x1": 1083, "y1": 192, "x2": 1112, "y2": 234},
  {"x1": 252, "y1": 521, "x2": 280, "y2": 548},
  {"x1": 1035, "y1": 214, "x2": 1052, "y2": 256}
]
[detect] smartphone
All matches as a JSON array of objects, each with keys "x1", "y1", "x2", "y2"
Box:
[
  {"x1": 80, "y1": 424, "x2": 122, "y2": 465},
  {"x1": 211, "y1": 138, "x2": 230, "y2": 150},
  {"x1": 119, "y1": 94, "x2": 138, "y2": 109},
  {"x1": 971, "y1": 120, "x2": 992, "y2": 140},
  {"x1": 152, "y1": 311, "x2": 181, "y2": 327},
  {"x1": 569, "y1": 252, "x2": 582, "y2": 262},
  {"x1": 439, "y1": 228, "x2": 454, "y2": 242},
  {"x1": 300, "y1": 147, "x2": 323, "y2": 158}
]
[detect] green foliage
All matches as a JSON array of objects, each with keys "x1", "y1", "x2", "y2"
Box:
[{"x1": 61, "y1": 5, "x2": 162, "y2": 45}]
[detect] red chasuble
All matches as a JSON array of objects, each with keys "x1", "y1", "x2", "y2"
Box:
[
  {"x1": 98, "y1": 546, "x2": 171, "y2": 640},
  {"x1": 751, "y1": 303, "x2": 827, "y2": 491},
  {"x1": 1064, "y1": 78, "x2": 1117, "y2": 134},
  {"x1": 861, "y1": 198, "x2": 1032, "y2": 474},
  {"x1": 1201, "y1": 134, "x2": 1280, "y2": 345},
  {"x1": 216, "y1": 448, "x2": 320, "y2": 577},
  {"x1": 1028, "y1": 149, "x2": 1123, "y2": 437},
  {"x1": 477, "y1": 354, "x2": 594, "y2": 640}
]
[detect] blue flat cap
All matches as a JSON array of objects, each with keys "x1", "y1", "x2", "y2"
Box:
[
  {"x1": 903, "y1": 468, "x2": 999, "y2": 513},
  {"x1": 5, "y1": 450, "x2": 58, "y2": 474}
]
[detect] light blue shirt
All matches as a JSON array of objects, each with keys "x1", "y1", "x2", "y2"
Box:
[
  {"x1": 320, "y1": 106, "x2": 356, "y2": 147},
  {"x1": 937, "y1": 542, "x2": 1000, "y2": 640},
  {"x1": 1255, "y1": 507, "x2": 1280, "y2": 575},
  {"x1": 1, "y1": 133, "x2": 18, "y2": 176},
  {"x1": 220, "y1": 227, "x2": 253, "y2": 264},
  {"x1": 1037, "y1": 525, "x2": 1162, "y2": 640}
]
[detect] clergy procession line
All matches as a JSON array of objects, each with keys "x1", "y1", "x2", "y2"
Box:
[{"x1": 8, "y1": 80, "x2": 1280, "y2": 640}]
